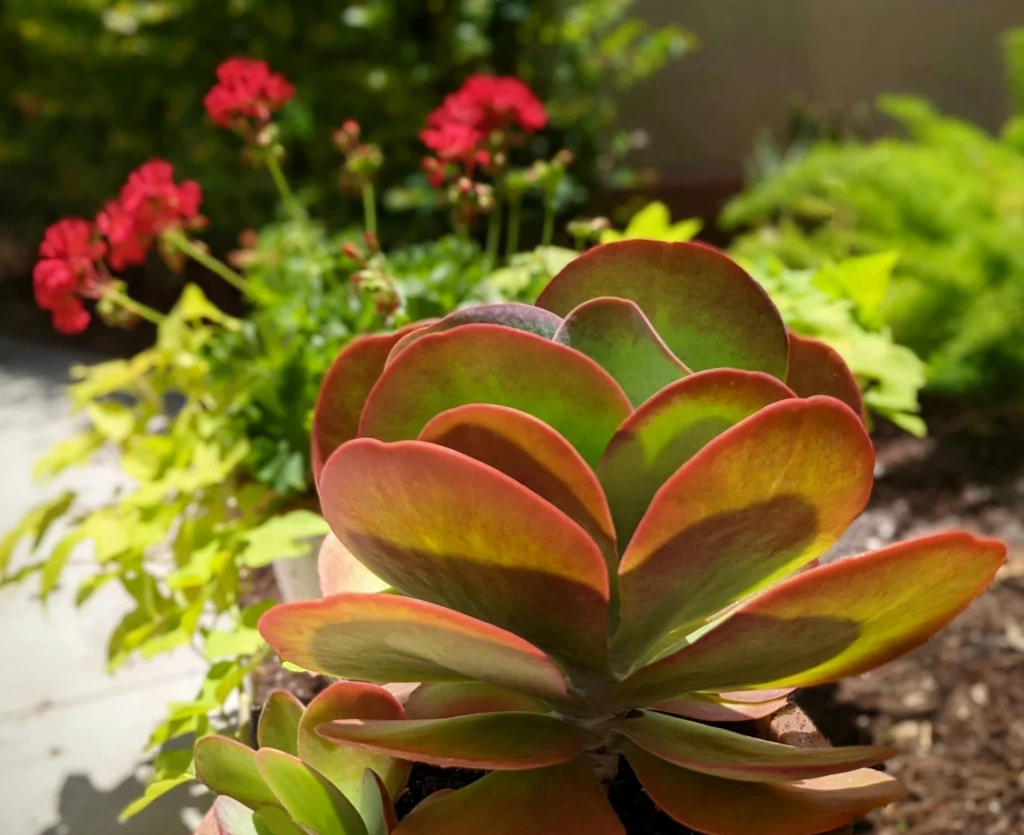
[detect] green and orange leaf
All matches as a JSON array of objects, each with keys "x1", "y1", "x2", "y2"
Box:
[
  {"x1": 358, "y1": 324, "x2": 632, "y2": 467},
  {"x1": 553, "y1": 297, "x2": 689, "y2": 407},
  {"x1": 598, "y1": 369, "x2": 794, "y2": 544},
  {"x1": 312, "y1": 324, "x2": 426, "y2": 481},
  {"x1": 625, "y1": 742, "x2": 907, "y2": 835},
  {"x1": 609, "y1": 532, "x2": 1005, "y2": 704},
  {"x1": 259, "y1": 593, "x2": 571, "y2": 702},
  {"x1": 297, "y1": 682, "x2": 410, "y2": 805},
  {"x1": 537, "y1": 240, "x2": 789, "y2": 378},
  {"x1": 613, "y1": 396, "x2": 874, "y2": 666},
  {"x1": 257, "y1": 690, "x2": 304, "y2": 755},
  {"x1": 318, "y1": 439, "x2": 611, "y2": 676},
  {"x1": 616, "y1": 711, "x2": 896, "y2": 782},
  {"x1": 318, "y1": 712, "x2": 586, "y2": 770}
]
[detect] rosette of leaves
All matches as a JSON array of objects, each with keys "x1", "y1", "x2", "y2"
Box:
[{"x1": 196, "y1": 241, "x2": 1004, "y2": 835}]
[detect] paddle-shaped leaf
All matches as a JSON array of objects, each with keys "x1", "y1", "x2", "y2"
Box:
[
  {"x1": 358, "y1": 770, "x2": 398, "y2": 835},
  {"x1": 419, "y1": 404, "x2": 617, "y2": 570},
  {"x1": 625, "y1": 743, "x2": 907, "y2": 835},
  {"x1": 616, "y1": 711, "x2": 895, "y2": 782},
  {"x1": 553, "y1": 297, "x2": 689, "y2": 407},
  {"x1": 598, "y1": 369, "x2": 794, "y2": 545},
  {"x1": 312, "y1": 325, "x2": 425, "y2": 481},
  {"x1": 537, "y1": 240, "x2": 789, "y2": 377},
  {"x1": 614, "y1": 396, "x2": 874, "y2": 666},
  {"x1": 404, "y1": 682, "x2": 550, "y2": 720},
  {"x1": 255, "y1": 748, "x2": 368, "y2": 835},
  {"x1": 194, "y1": 737, "x2": 278, "y2": 812},
  {"x1": 318, "y1": 533, "x2": 389, "y2": 597},
  {"x1": 652, "y1": 689, "x2": 793, "y2": 723},
  {"x1": 786, "y1": 333, "x2": 864, "y2": 419},
  {"x1": 387, "y1": 304, "x2": 563, "y2": 364},
  {"x1": 394, "y1": 758, "x2": 625, "y2": 835},
  {"x1": 257, "y1": 690, "x2": 304, "y2": 755},
  {"x1": 318, "y1": 439, "x2": 611, "y2": 677},
  {"x1": 298, "y1": 682, "x2": 410, "y2": 805},
  {"x1": 259, "y1": 593, "x2": 571, "y2": 702},
  {"x1": 359, "y1": 324, "x2": 632, "y2": 467},
  {"x1": 609, "y1": 532, "x2": 1005, "y2": 704},
  {"x1": 318, "y1": 712, "x2": 586, "y2": 770}
]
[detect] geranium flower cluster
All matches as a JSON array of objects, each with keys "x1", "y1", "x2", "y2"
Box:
[
  {"x1": 32, "y1": 219, "x2": 106, "y2": 334},
  {"x1": 32, "y1": 160, "x2": 202, "y2": 333},
  {"x1": 421, "y1": 74, "x2": 547, "y2": 182},
  {"x1": 98, "y1": 161, "x2": 203, "y2": 270},
  {"x1": 204, "y1": 58, "x2": 295, "y2": 133}
]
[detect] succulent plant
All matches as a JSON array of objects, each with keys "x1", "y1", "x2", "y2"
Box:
[{"x1": 196, "y1": 240, "x2": 1004, "y2": 835}]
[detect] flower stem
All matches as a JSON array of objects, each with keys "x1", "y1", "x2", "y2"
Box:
[
  {"x1": 485, "y1": 202, "x2": 503, "y2": 268},
  {"x1": 105, "y1": 287, "x2": 165, "y2": 326},
  {"x1": 361, "y1": 181, "x2": 378, "y2": 238},
  {"x1": 265, "y1": 153, "x2": 297, "y2": 207},
  {"x1": 506, "y1": 199, "x2": 522, "y2": 261},
  {"x1": 163, "y1": 228, "x2": 262, "y2": 303},
  {"x1": 541, "y1": 199, "x2": 555, "y2": 247}
]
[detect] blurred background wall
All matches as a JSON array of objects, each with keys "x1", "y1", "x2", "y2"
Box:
[{"x1": 623, "y1": 0, "x2": 1024, "y2": 185}]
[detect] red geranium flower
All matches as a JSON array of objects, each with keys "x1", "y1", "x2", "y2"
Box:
[
  {"x1": 458, "y1": 75, "x2": 548, "y2": 133},
  {"x1": 420, "y1": 75, "x2": 547, "y2": 187},
  {"x1": 32, "y1": 218, "x2": 106, "y2": 334},
  {"x1": 420, "y1": 121, "x2": 484, "y2": 164},
  {"x1": 97, "y1": 160, "x2": 203, "y2": 269},
  {"x1": 204, "y1": 57, "x2": 295, "y2": 130}
]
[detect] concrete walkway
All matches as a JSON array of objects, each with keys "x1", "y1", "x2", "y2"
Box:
[{"x1": 0, "y1": 338, "x2": 208, "y2": 835}]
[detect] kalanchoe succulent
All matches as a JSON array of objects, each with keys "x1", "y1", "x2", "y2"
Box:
[{"x1": 197, "y1": 241, "x2": 1005, "y2": 835}]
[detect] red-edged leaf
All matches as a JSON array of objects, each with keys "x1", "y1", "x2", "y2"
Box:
[
  {"x1": 617, "y1": 711, "x2": 895, "y2": 782},
  {"x1": 319, "y1": 440, "x2": 611, "y2": 677},
  {"x1": 598, "y1": 369, "x2": 794, "y2": 545},
  {"x1": 625, "y1": 742, "x2": 907, "y2": 835},
  {"x1": 652, "y1": 690, "x2": 792, "y2": 723},
  {"x1": 259, "y1": 593, "x2": 571, "y2": 702},
  {"x1": 537, "y1": 240, "x2": 789, "y2": 378},
  {"x1": 195, "y1": 797, "x2": 260, "y2": 835},
  {"x1": 613, "y1": 397, "x2": 874, "y2": 666},
  {"x1": 318, "y1": 712, "x2": 585, "y2": 770},
  {"x1": 609, "y1": 532, "x2": 1005, "y2": 705},
  {"x1": 553, "y1": 297, "x2": 689, "y2": 407},
  {"x1": 394, "y1": 758, "x2": 624, "y2": 835},
  {"x1": 419, "y1": 404, "x2": 617, "y2": 572},
  {"x1": 786, "y1": 333, "x2": 864, "y2": 420},
  {"x1": 193, "y1": 736, "x2": 278, "y2": 812},
  {"x1": 359, "y1": 769, "x2": 398, "y2": 835},
  {"x1": 255, "y1": 748, "x2": 368, "y2": 835},
  {"x1": 312, "y1": 324, "x2": 426, "y2": 482},
  {"x1": 318, "y1": 533, "x2": 390, "y2": 596},
  {"x1": 387, "y1": 304, "x2": 563, "y2": 364},
  {"x1": 298, "y1": 682, "x2": 410, "y2": 805},
  {"x1": 404, "y1": 682, "x2": 550, "y2": 720},
  {"x1": 358, "y1": 324, "x2": 632, "y2": 467},
  {"x1": 257, "y1": 690, "x2": 303, "y2": 754}
]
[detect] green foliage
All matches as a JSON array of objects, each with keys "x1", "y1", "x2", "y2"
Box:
[
  {"x1": 601, "y1": 201, "x2": 702, "y2": 244},
  {"x1": 742, "y1": 256, "x2": 926, "y2": 435},
  {"x1": 1, "y1": 0, "x2": 693, "y2": 241},
  {"x1": 597, "y1": 202, "x2": 924, "y2": 431},
  {"x1": 724, "y1": 33, "x2": 1024, "y2": 399}
]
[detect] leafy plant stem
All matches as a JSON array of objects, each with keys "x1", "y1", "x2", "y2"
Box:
[
  {"x1": 362, "y1": 181, "x2": 378, "y2": 238},
  {"x1": 265, "y1": 153, "x2": 297, "y2": 208},
  {"x1": 163, "y1": 229, "x2": 261, "y2": 303},
  {"x1": 506, "y1": 199, "x2": 522, "y2": 260},
  {"x1": 485, "y1": 202, "x2": 503, "y2": 267},
  {"x1": 105, "y1": 288, "x2": 165, "y2": 325},
  {"x1": 542, "y1": 199, "x2": 555, "y2": 247}
]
